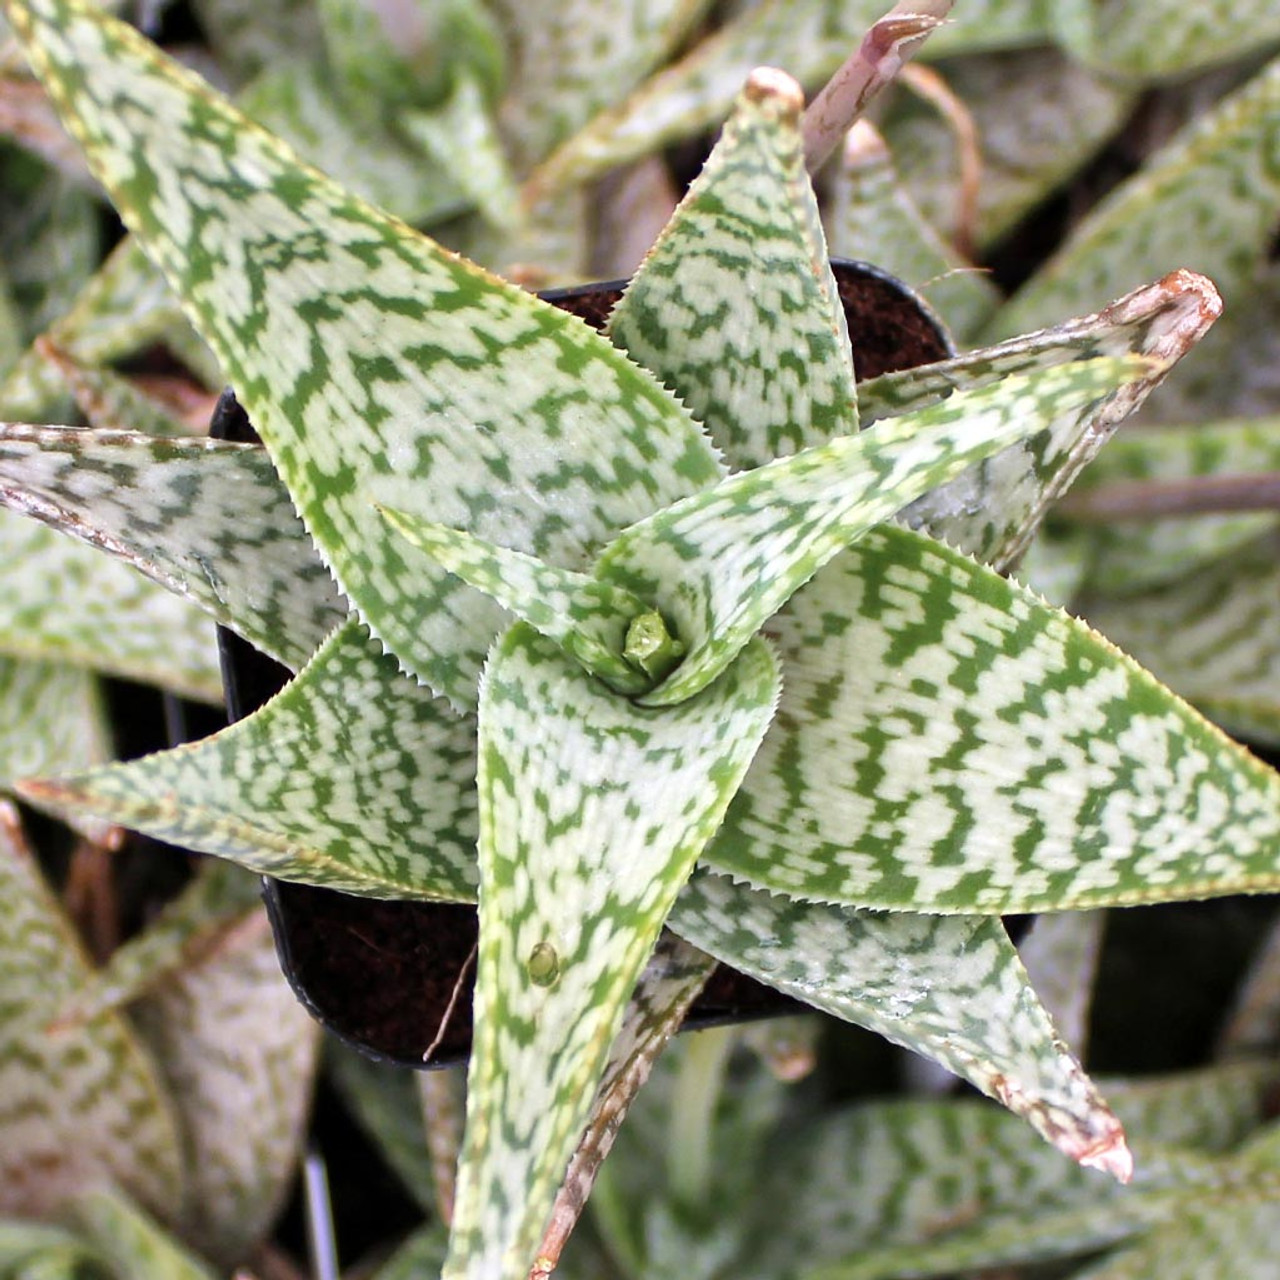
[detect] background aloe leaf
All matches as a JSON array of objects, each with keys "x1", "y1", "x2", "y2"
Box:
[
  {"x1": 0, "y1": 1220, "x2": 101, "y2": 1276},
  {"x1": 449, "y1": 626, "x2": 778, "y2": 1278},
  {"x1": 0, "y1": 653, "x2": 108, "y2": 786},
  {"x1": 188, "y1": 0, "x2": 324, "y2": 85},
  {"x1": 668, "y1": 871, "x2": 1128, "y2": 1176},
  {"x1": 1057, "y1": 2, "x2": 1280, "y2": 80},
  {"x1": 607, "y1": 66, "x2": 857, "y2": 469},
  {"x1": 69, "y1": 1189, "x2": 216, "y2": 1280},
  {"x1": 601, "y1": 356, "x2": 1143, "y2": 707},
  {"x1": 1218, "y1": 915, "x2": 1280, "y2": 1059},
  {"x1": 1080, "y1": 529, "x2": 1280, "y2": 747},
  {"x1": 7, "y1": 0, "x2": 723, "y2": 710},
  {"x1": 1017, "y1": 910, "x2": 1105, "y2": 1054},
  {"x1": 129, "y1": 906, "x2": 320, "y2": 1268},
  {"x1": 535, "y1": 934, "x2": 718, "y2": 1275},
  {"x1": 824, "y1": 121, "x2": 999, "y2": 342},
  {"x1": 731, "y1": 1061, "x2": 1280, "y2": 1280},
  {"x1": 0, "y1": 425, "x2": 346, "y2": 669},
  {"x1": 21, "y1": 618, "x2": 481, "y2": 900},
  {"x1": 1058, "y1": 415, "x2": 1280, "y2": 595},
  {"x1": 992, "y1": 55, "x2": 1280, "y2": 423},
  {"x1": 883, "y1": 47, "x2": 1134, "y2": 255},
  {"x1": 898, "y1": 271, "x2": 1220, "y2": 570},
  {"x1": 0, "y1": 800, "x2": 184, "y2": 1221},
  {"x1": 705, "y1": 522, "x2": 1280, "y2": 913},
  {"x1": 0, "y1": 512, "x2": 221, "y2": 700}
]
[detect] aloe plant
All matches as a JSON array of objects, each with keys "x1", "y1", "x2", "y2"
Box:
[{"x1": 1, "y1": 3, "x2": 1279, "y2": 1279}]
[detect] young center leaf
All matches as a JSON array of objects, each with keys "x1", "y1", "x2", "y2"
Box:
[
  {"x1": 449, "y1": 626, "x2": 779, "y2": 1279},
  {"x1": 6, "y1": 0, "x2": 722, "y2": 710}
]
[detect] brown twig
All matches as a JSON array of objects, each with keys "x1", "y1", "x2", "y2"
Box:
[
  {"x1": 1056, "y1": 472, "x2": 1280, "y2": 522},
  {"x1": 802, "y1": 1, "x2": 954, "y2": 176}
]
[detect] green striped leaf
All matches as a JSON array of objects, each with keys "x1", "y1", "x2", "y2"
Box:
[
  {"x1": 130, "y1": 907, "x2": 320, "y2": 1268},
  {"x1": 448, "y1": 625, "x2": 779, "y2": 1278},
  {"x1": 0, "y1": 425, "x2": 346, "y2": 670},
  {"x1": 0, "y1": 510, "x2": 221, "y2": 701},
  {"x1": 22, "y1": 618, "x2": 481, "y2": 900},
  {"x1": 599, "y1": 356, "x2": 1144, "y2": 706},
  {"x1": 705, "y1": 522, "x2": 1280, "y2": 913},
  {"x1": 7, "y1": 0, "x2": 721, "y2": 710},
  {"x1": 607, "y1": 66, "x2": 857, "y2": 470},
  {"x1": 668, "y1": 871, "x2": 1129, "y2": 1175},
  {"x1": 0, "y1": 802, "x2": 184, "y2": 1221},
  {"x1": 1081, "y1": 530, "x2": 1280, "y2": 747}
]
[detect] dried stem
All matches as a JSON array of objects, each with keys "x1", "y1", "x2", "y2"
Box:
[
  {"x1": 802, "y1": 0, "x2": 954, "y2": 175},
  {"x1": 1056, "y1": 472, "x2": 1280, "y2": 522}
]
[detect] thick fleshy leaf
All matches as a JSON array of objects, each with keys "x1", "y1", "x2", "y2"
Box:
[
  {"x1": 1062, "y1": 416, "x2": 1280, "y2": 595},
  {"x1": 70, "y1": 1189, "x2": 216, "y2": 1280},
  {"x1": 0, "y1": 1221, "x2": 100, "y2": 1276},
  {"x1": 668, "y1": 871, "x2": 1129, "y2": 1176},
  {"x1": 824, "y1": 121, "x2": 998, "y2": 342},
  {"x1": 607, "y1": 67, "x2": 857, "y2": 470},
  {"x1": 131, "y1": 906, "x2": 320, "y2": 1267},
  {"x1": 0, "y1": 425, "x2": 346, "y2": 670},
  {"x1": 600, "y1": 356, "x2": 1145, "y2": 706},
  {"x1": 0, "y1": 653, "x2": 108, "y2": 787},
  {"x1": 895, "y1": 270, "x2": 1221, "y2": 569},
  {"x1": 1016, "y1": 910, "x2": 1105, "y2": 1055},
  {"x1": 448, "y1": 625, "x2": 779, "y2": 1278},
  {"x1": 189, "y1": 0, "x2": 325, "y2": 84},
  {"x1": 0, "y1": 801, "x2": 184, "y2": 1220},
  {"x1": 21, "y1": 619, "x2": 480, "y2": 899},
  {"x1": 733, "y1": 1061, "x2": 1280, "y2": 1280},
  {"x1": 993, "y1": 56, "x2": 1280, "y2": 382},
  {"x1": 0, "y1": 509, "x2": 222, "y2": 700},
  {"x1": 8, "y1": 0, "x2": 721, "y2": 710},
  {"x1": 1081, "y1": 530, "x2": 1280, "y2": 747},
  {"x1": 884, "y1": 47, "x2": 1134, "y2": 253},
  {"x1": 705, "y1": 522, "x2": 1280, "y2": 913}
]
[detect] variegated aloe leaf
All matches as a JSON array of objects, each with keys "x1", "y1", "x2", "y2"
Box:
[
  {"x1": 824, "y1": 121, "x2": 999, "y2": 342},
  {"x1": 667, "y1": 870, "x2": 1128, "y2": 1177},
  {"x1": 449, "y1": 625, "x2": 779, "y2": 1279},
  {"x1": 704, "y1": 522, "x2": 1280, "y2": 913},
  {"x1": 0, "y1": 801, "x2": 184, "y2": 1220},
  {"x1": 0, "y1": 1220, "x2": 100, "y2": 1275},
  {"x1": 0, "y1": 510, "x2": 222, "y2": 700},
  {"x1": 1061, "y1": 415, "x2": 1280, "y2": 595},
  {"x1": 607, "y1": 66, "x2": 857, "y2": 470},
  {"x1": 0, "y1": 425, "x2": 345, "y2": 669},
  {"x1": 8, "y1": 0, "x2": 721, "y2": 710},
  {"x1": 1081, "y1": 530, "x2": 1280, "y2": 747},
  {"x1": 896, "y1": 271, "x2": 1221, "y2": 570},
  {"x1": 21, "y1": 618, "x2": 480, "y2": 899},
  {"x1": 1016, "y1": 910, "x2": 1105, "y2": 1055},
  {"x1": 189, "y1": 0, "x2": 324, "y2": 85},
  {"x1": 130, "y1": 906, "x2": 320, "y2": 1267},
  {"x1": 599, "y1": 356, "x2": 1145, "y2": 706},
  {"x1": 993, "y1": 55, "x2": 1280, "y2": 387},
  {"x1": 0, "y1": 652, "x2": 108, "y2": 786},
  {"x1": 529, "y1": 0, "x2": 1055, "y2": 191},
  {"x1": 1056, "y1": 1, "x2": 1280, "y2": 81},
  {"x1": 70, "y1": 1189, "x2": 217, "y2": 1280}
]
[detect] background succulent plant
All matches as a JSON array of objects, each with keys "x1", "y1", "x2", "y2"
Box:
[{"x1": 0, "y1": 3, "x2": 1278, "y2": 1279}]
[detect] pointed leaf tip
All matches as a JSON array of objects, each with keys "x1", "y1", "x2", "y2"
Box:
[
  {"x1": 1079, "y1": 1131, "x2": 1135, "y2": 1185},
  {"x1": 743, "y1": 66, "x2": 805, "y2": 115}
]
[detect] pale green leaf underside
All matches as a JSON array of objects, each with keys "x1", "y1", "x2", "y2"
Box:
[
  {"x1": 0, "y1": 508, "x2": 222, "y2": 701},
  {"x1": 0, "y1": 426, "x2": 346, "y2": 670},
  {"x1": 449, "y1": 627, "x2": 779, "y2": 1278},
  {"x1": 668, "y1": 870, "x2": 1127, "y2": 1174},
  {"x1": 23, "y1": 619, "x2": 480, "y2": 902},
  {"x1": 10, "y1": 0, "x2": 721, "y2": 711},
  {"x1": 706, "y1": 522, "x2": 1280, "y2": 913},
  {"x1": 607, "y1": 66, "x2": 857, "y2": 472},
  {"x1": 378, "y1": 507, "x2": 653, "y2": 694},
  {"x1": 0, "y1": 803, "x2": 184, "y2": 1221},
  {"x1": 602, "y1": 356, "x2": 1145, "y2": 706}
]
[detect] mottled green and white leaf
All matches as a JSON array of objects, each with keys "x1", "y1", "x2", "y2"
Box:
[
  {"x1": 22, "y1": 619, "x2": 480, "y2": 899},
  {"x1": 0, "y1": 510, "x2": 221, "y2": 699},
  {"x1": 1017, "y1": 911, "x2": 1105, "y2": 1054},
  {"x1": 0, "y1": 425, "x2": 346, "y2": 669},
  {"x1": 448, "y1": 626, "x2": 778, "y2": 1278},
  {"x1": 0, "y1": 653, "x2": 108, "y2": 787},
  {"x1": 608, "y1": 67, "x2": 856, "y2": 470},
  {"x1": 7, "y1": 0, "x2": 722, "y2": 709},
  {"x1": 705, "y1": 523, "x2": 1280, "y2": 912},
  {"x1": 0, "y1": 802, "x2": 183, "y2": 1220}
]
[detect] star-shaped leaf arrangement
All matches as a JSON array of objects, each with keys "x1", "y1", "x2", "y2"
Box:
[{"x1": 3, "y1": 2, "x2": 1279, "y2": 1277}]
